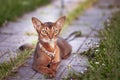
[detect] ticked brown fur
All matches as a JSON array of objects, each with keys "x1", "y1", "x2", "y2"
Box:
[{"x1": 32, "y1": 16, "x2": 72, "y2": 77}]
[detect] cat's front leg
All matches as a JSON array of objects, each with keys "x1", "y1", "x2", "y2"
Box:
[
  {"x1": 33, "y1": 64, "x2": 55, "y2": 77},
  {"x1": 39, "y1": 65, "x2": 56, "y2": 77},
  {"x1": 50, "y1": 62, "x2": 60, "y2": 73}
]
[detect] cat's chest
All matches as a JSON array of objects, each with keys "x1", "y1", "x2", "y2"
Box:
[
  {"x1": 40, "y1": 45, "x2": 61, "y2": 63},
  {"x1": 42, "y1": 42, "x2": 56, "y2": 52},
  {"x1": 52, "y1": 46, "x2": 61, "y2": 63}
]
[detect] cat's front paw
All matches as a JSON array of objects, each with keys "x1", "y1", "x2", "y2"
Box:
[
  {"x1": 44, "y1": 69, "x2": 56, "y2": 78},
  {"x1": 50, "y1": 70, "x2": 56, "y2": 78}
]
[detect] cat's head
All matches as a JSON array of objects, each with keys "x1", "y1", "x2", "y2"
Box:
[{"x1": 32, "y1": 16, "x2": 66, "y2": 43}]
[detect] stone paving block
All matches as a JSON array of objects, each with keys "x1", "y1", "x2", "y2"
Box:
[
  {"x1": 0, "y1": 26, "x2": 16, "y2": 34},
  {"x1": 60, "y1": 66, "x2": 87, "y2": 79},
  {"x1": 70, "y1": 55, "x2": 88, "y2": 66},
  {"x1": 94, "y1": 21, "x2": 105, "y2": 30},
  {"x1": 83, "y1": 7, "x2": 104, "y2": 17},
  {"x1": 71, "y1": 19, "x2": 97, "y2": 28},
  {"x1": 0, "y1": 50, "x2": 17, "y2": 63},
  {"x1": 97, "y1": 0, "x2": 115, "y2": 7},
  {"x1": 0, "y1": 23, "x2": 35, "y2": 35},
  {"x1": 56, "y1": 55, "x2": 74, "y2": 78},
  {"x1": 7, "y1": 75, "x2": 22, "y2": 80},
  {"x1": 0, "y1": 34, "x2": 10, "y2": 42},
  {"x1": 81, "y1": 37, "x2": 100, "y2": 49},
  {"x1": 0, "y1": 42, "x2": 21, "y2": 48},
  {"x1": 78, "y1": 48, "x2": 90, "y2": 54},
  {"x1": 89, "y1": 31, "x2": 98, "y2": 37},
  {"x1": 30, "y1": 73, "x2": 45, "y2": 80},
  {"x1": 68, "y1": 25, "x2": 92, "y2": 36},
  {"x1": 61, "y1": 25, "x2": 92, "y2": 38},
  {"x1": 69, "y1": 37, "x2": 86, "y2": 53},
  {"x1": 0, "y1": 46, "x2": 17, "y2": 57},
  {"x1": 0, "y1": 44, "x2": 17, "y2": 50},
  {"x1": 7, "y1": 58, "x2": 36, "y2": 80},
  {"x1": 4, "y1": 35, "x2": 37, "y2": 44},
  {"x1": 17, "y1": 66, "x2": 35, "y2": 79},
  {"x1": 0, "y1": 36, "x2": 37, "y2": 57},
  {"x1": 8, "y1": 67, "x2": 35, "y2": 80},
  {"x1": 59, "y1": 55, "x2": 88, "y2": 78}
]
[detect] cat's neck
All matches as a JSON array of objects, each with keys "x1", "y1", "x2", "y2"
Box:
[{"x1": 39, "y1": 39, "x2": 57, "y2": 52}]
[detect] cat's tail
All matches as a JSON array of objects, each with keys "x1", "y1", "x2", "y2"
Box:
[
  {"x1": 64, "y1": 31, "x2": 82, "y2": 42},
  {"x1": 19, "y1": 43, "x2": 35, "y2": 51}
]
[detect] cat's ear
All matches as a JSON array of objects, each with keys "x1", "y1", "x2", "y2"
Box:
[
  {"x1": 32, "y1": 17, "x2": 42, "y2": 32},
  {"x1": 55, "y1": 16, "x2": 66, "y2": 28}
]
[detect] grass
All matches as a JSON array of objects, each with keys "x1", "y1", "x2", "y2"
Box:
[
  {"x1": 62, "y1": 0, "x2": 97, "y2": 32},
  {"x1": 66, "y1": 0, "x2": 96, "y2": 24},
  {"x1": 0, "y1": 0, "x2": 51, "y2": 26},
  {"x1": 65, "y1": 11, "x2": 120, "y2": 80},
  {"x1": 0, "y1": 38, "x2": 37, "y2": 80},
  {"x1": 25, "y1": 31, "x2": 37, "y2": 36},
  {"x1": 0, "y1": 50, "x2": 33, "y2": 80}
]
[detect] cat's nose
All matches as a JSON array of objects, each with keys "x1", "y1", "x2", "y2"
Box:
[
  {"x1": 49, "y1": 34, "x2": 53, "y2": 39},
  {"x1": 49, "y1": 36, "x2": 52, "y2": 40},
  {"x1": 50, "y1": 37, "x2": 52, "y2": 40}
]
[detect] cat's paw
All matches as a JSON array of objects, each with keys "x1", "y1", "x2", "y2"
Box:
[{"x1": 49, "y1": 70, "x2": 56, "y2": 78}]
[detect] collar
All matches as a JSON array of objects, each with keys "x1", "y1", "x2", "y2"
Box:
[{"x1": 39, "y1": 43, "x2": 55, "y2": 58}]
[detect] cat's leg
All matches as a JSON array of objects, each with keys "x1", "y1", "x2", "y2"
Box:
[
  {"x1": 50, "y1": 62, "x2": 60, "y2": 72},
  {"x1": 61, "y1": 44, "x2": 72, "y2": 59},
  {"x1": 32, "y1": 64, "x2": 55, "y2": 77},
  {"x1": 61, "y1": 51, "x2": 71, "y2": 59},
  {"x1": 57, "y1": 37, "x2": 72, "y2": 59}
]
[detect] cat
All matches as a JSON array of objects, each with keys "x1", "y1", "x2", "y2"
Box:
[{"x1": 31, "y1": 16, "x2": 72, "y2": 77}]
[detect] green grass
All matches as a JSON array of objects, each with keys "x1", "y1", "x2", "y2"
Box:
[
  {"x1": 0, "y1": 0, "x2": 50, "y2": 26},
  {"x1": 62, "y1": 0, "x2": 97, "y2": 32},
  {"x1": 66, "y1": 0, "x2": 96, "y2": 24},
  {"x1": 25, "y1": 31, "x2": 37, "y2": 36},
  {"x1": 0, "y1": 50, "x2": 33, "y2": 80},
  {"x1": 0, "y1": 39, "x2": 37, "y2": 80},
  {"x1": 65, "y1": 11, "x2": 120, "y2": 80}
]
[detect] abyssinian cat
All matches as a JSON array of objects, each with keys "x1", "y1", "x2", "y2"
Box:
[{"x1": 31, "y1": 16, "x2": 72, "y2": 77}]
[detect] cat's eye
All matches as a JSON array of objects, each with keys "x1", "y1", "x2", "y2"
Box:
[
  {"x1": 41, "y1": 29, "x2": 47, "y2": 35},
  {"x1": 54, "y1": 29, "x2": 58, "y2": 34}
]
